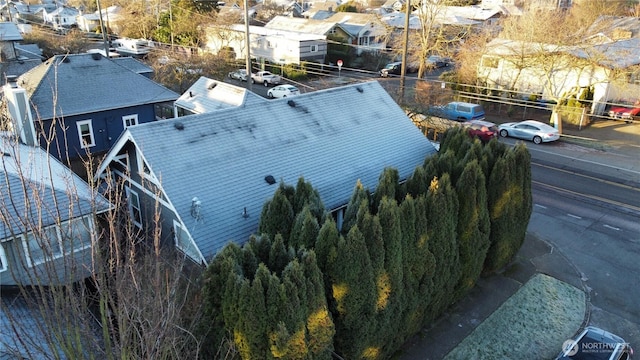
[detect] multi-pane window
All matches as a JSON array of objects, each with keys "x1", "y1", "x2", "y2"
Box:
[
  {"x1": 122, "y1": 114, "x2": 138, "y2": 128},
  {"x1": 310, "y1": 44, "x2": 318, "y2": 52},
  {"x1": 76, "y1": 120, "x2": 95, "y2": 148},
  {"x1": 173, "y1": 221, "x2": 202, "y2": 262},
  {"x1": 21, "y1": 216, "x2": 94, "y2": 267},
  {"x1": 127, "y1": 188, "x2": 142, "y2": 228}
]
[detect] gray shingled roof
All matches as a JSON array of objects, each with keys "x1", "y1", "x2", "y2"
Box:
[
  {"x1": 0, "y1": 134, "x2": 111, "y2": 240},
  {"x1": 175, "y1": 76, "x2": 267, "y2": 113},
  {"x1": 0, "y1": 22, "x2": 23, "y2": 42},
  {"x1": 17, "y1": 53, "x2": 179, "y2": 121},
  {"x1": 125, "y1": 81, "x2": 437, "y2": 259},
  {"x1": 111, "y1": 56, "x2": 153, "y2": 76}
]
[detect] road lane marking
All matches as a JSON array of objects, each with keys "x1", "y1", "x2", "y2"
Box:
[
  {"x1": 567, "y1": 213, "x2": 582, "y2": 219},
  {"x1": 530, "y1": 147, "x2": 640, "y2": 176},
  {"x1": 532, "y1": 162, "x2": 640, "y2": 192},
  {"x1": 534, "y1": 204, "x2": 547, "y2": 209},
  {"x1": 603, "y1": 224, "x2": 620, "y2": 231},
  {"x1": 532, "y1": 180, "x2": 640, "y2": 213}
]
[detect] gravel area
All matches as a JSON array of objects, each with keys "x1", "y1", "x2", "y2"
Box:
[{"x1": 444, "y1": 273, "x2": 586, "y2": 360}]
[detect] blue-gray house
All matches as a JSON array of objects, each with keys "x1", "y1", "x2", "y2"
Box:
[
  {"x1": 0, "y1": 132, "x2": 112, "y2": 286},
  {"x1": 94, "y1": 81, "x2": 438, "y2": 265},
  {"x1": 4, "y1": 53, "x2": 179, "y2": 170}
]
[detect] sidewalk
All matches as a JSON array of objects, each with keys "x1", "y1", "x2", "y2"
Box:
[
  {"x1": 399, "y1": 119, "x2": 639, "y2": 360},
  {"x1": 399, "y1": 232, "x2": 587, "y2": 360}
]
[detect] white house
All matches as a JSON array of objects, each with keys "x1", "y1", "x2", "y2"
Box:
[
  {"x1": 265, "y1": 13, "x2": 389, "y2": 55},
  {"x1": 478, "y1": 37, "x2": 640, "y2": 115},
  {"x1": 42, "y1": 6, "x2": 79, "y2": 29},
  {"x1": 205, "y1": 24, "x2": 327, "y2": 65}
]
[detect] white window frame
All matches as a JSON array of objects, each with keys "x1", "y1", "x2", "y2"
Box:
[
  {"x1": 173, "y1": 220, "x2": 203, "y2": 262},
  {"x1": 310, "y1": 44, "x2": 318, "y2": 52},
  {"x1": 77, "y1": 119, "x2": 95, "y2": 148},
  {"x1": 20, "y1": 216, "x2": 94, "y2": 268},
  {"x1": 126, "y1": 188, "x2": 143, "y2": 229},
  {"x1": 122, "y1": 114, "x2": 139, "y2": 128},
  {"x1": 0, "y1": 244, "x2": 8, "y2": 273}
]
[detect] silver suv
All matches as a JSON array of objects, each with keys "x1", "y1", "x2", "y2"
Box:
[{"x1": 556, "y1": 326, "x2": 634, "y2": 360}]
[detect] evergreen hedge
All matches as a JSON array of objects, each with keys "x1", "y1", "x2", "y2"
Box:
[{"x1": 200, "y1": 127, "x2": 532, "y2": 359}]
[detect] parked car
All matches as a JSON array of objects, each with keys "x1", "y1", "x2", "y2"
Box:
[
  {"x1": 555, "y1": 326, "x2": 633, "y2": 360},
  {"x1": 228, "y1": 69, "x2": 248, "y2": 81},
  {"x1": 429, "y1": 101, "x2": 486, "y2": 122},
  {"x1": 498, "y1": 119, "x2": 560, "y2": 144},
  {"x1": 608, "y1": 106, "x2": 638, "y2": 124},
  {"x1": 267, "y1": 85, "x2": 300, "y2": 99},
  {"x1": 379, "y1": 61, "x2": 417, "y2": 77},
  {"x1": 463, "y1": 120, "x2": 498, "y2": 143},
  {"x1": 251, "y1": 71, "x2": 281, "y2": 86},
  {"x1": 425, "y1": 55, "x2": 452, "y2": 68}
]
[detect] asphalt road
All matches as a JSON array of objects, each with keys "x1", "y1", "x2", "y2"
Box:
[{"x1": 506, "y1": 138, "x2": 640, "y2": 352}]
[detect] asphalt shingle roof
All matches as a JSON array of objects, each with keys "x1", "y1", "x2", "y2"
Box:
[
  {"x1": 17, "y1": 53, "x2": 179, "y2": 120},
  {"x1": 175, "y1": 76, "x2": 267, "y2": 113},
  {"x1": 124, "y1": 81, "x2": 437, "y2": 259},
  {"x1": 0, "y1": 134, "x2": 111, "y2": 240}
]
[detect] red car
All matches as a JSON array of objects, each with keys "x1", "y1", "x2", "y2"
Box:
[
  {"x1": 608, "y1": 106, "x2": 639, "y2": 123},
  {"x1": 463, "y1": 120, "x2": 498, "y2": 143}
]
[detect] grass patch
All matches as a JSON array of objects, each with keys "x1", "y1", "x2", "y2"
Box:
[{"x1": 444, "y1": 273, "x2": 585, "y2": 360}]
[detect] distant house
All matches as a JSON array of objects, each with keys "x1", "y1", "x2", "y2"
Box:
[
  {"x1": 3, "y1": 53, "x2": 179, "y2": 170},
  {"x1": 0, "y1": 22, "x2": 42, "y2": 85},
  {"x1": 173, "y1": 76, "x2": 266, "y2": 116},
  {"x1": 76, "y1": 5, "x2": 120, "y2": 33},
  {"x1": 204, "y1": 24, "x2": 327, "y2": 65},
  {"x1": 0, "y1": 132, "x2": 111, "y2": 286},
  {"x1": 265, "y1": 13, "x2": 389, "y2": 55},
  {"x1": 94, "y1": 81, "x2": 438, "y2": 264},
  {"x1": 42, "y1": 6, "x2": 79, "y2": 30},
  {"x1": 477, "y1": 36, "x2": 640, "y2": 115}
]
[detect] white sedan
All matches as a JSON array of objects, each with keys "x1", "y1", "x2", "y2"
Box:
[
  {"x1": 267, "y1": 85, "x2": 300, "y2": 99},
  {"x1": 498, "y1": 120, "x2": 560, "y2": 144},
  {"x1": 228, "y1": 69, "x2": 248, "y2": 81}
]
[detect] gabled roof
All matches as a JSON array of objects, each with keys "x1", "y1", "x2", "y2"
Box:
[
  {"x1": 0, "y1": 22, "x2": 23, "y2": 42},
  {"x1": 0, "y1": 133, "x2": 111, "y2": 240},
  {"x1": 175, "y1": 76, "x2": 266, "y2": 114},
  {"x1": 585, "y1": 15, "x2": 640, "y2": 41},
  {"x1": 265, "y1": 16, "x2": 337, "y2": 35},
  {"x1": 442, "y1": 5, "x2": 502, "y2": 21},
  {"x1": 102, "y1": 81, "x2": 437, "y2": 259},
  {"x1": 16, "y1": 53, "x2": 179, "y2": 121},
  {"x1": 485, "y1": 37, "x2": 640, "y2": 69},
  {"x1": 232, "y1": 23, "x2": 327, "y2": 41}
]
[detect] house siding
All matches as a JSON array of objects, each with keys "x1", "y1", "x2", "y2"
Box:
[
  {"x1": 41, "y1": 105, "x2": 157, "y2": 160},
  {"x1": 0, "y1": 218, "x2": 97, "y2": 286}
]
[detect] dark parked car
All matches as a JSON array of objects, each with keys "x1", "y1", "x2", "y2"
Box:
[
  {"x1": 556, "y1": 326, "x2": 633, "y2": 360},
  {"x1": 463, "y1": 120, "x2": 498, "y2": 143},
  {"x1": 425, "y1": 55, "x2": 453, "y2": 68}
]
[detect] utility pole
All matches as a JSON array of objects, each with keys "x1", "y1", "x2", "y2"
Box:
[
  {"x1": 244, "y1": 0, "x2": 252, "y2": 91},
  {"x1": 399, "y1": 0, "x2": 410, "y2": 104},
  {"x1": 96, "y1": 0, "x2": 110, "y2": 57}
]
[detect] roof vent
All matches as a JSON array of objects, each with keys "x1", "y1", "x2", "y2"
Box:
[
  {"x1": 191, "y1": 197, "x2": 202, "y2": 219},
  {"x1": 90, "y1": 52, "x2": 102, "y2": 60},
  {"x1": 6, "y1": 75, "x2": 17, "y2": 88},
  {"x1": 208, "y1": 82, "x2": 217, "y2": 90},
  {"x1": 189, "y1": 91, "x2": 194, "y2": 98},
  {"x1": 287, "y1": 100, "x2": 296, "y2": 107},
  {"x1": 174, "y1": 122, "x2": 184, "y2": 130},
  {"x1": 356, "y1": 86, "x2": 363, "y2": 93},
  {"x1": 264, "y1": 175, "x2": 276, "y2": 185}
]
